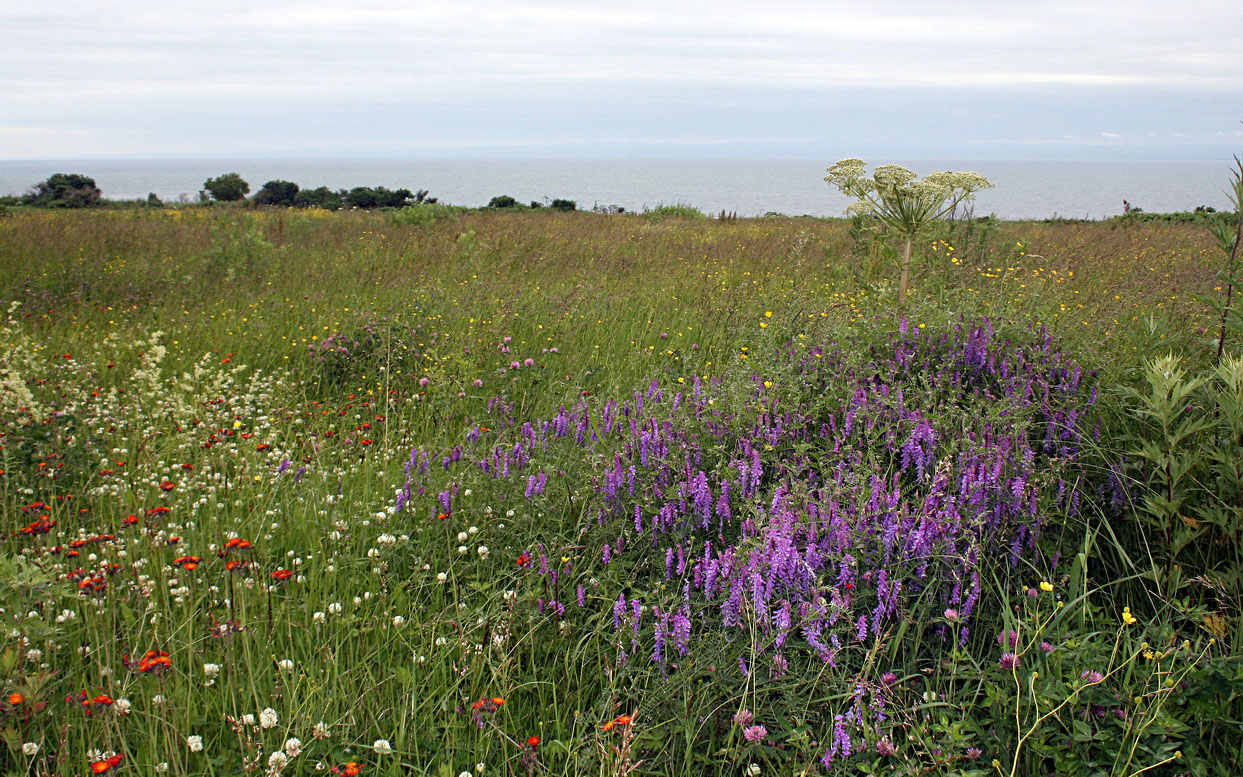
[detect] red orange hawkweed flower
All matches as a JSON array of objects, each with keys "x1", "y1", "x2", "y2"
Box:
[
  {"x1": 271, "y1": 569, "x2": 294, "y2": 582},
  {"x1": 223, "y1": 537, "x2": 253, "y2": 552},
  {"x1": 136, "y1": 650, "x2": 172, "y2": 674},
  {"x1": 172, "y1": 556, "x2": 201, "y2": 571},
  {"x1": 331, "y1": 763, "x2": 363, "y2": 776},
  {"x1": 470, "y1": 696, "x2": 505, "y2": 713},
  {"x1": 158, "y1": 481, "x2": 175, "y2": 491},
  {"x1": 90, "y1": 754, "x2": 124, "y2": 773},
  {"x1": 516, "y1": 552, "x2": 531, "y2": 567},
  {"x1": 600, "y1": 714, "x2": 633, "y2": 732},
  {"x1": 527, "y1": 736, "x2": 540, "y2": 749},
  {"x1": 7, "y1": 692, "x2": 24, "y2": 706}
]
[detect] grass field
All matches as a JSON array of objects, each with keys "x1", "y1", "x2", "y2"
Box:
[{"x1": 1, "y1": 205, "x2": 1239, "y2": 777}]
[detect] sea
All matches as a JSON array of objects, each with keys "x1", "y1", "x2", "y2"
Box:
[{"x1": 0, "y1": 158, "x2": 1235, "y2": 221}]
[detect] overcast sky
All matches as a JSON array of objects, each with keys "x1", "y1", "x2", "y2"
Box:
[{"x1": 2, "y1": 0, "x2": 1240, "y2": 159}]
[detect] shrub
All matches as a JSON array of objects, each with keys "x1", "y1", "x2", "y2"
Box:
[
  {"x1": 386, "y1": 203, "x2": 465, "y2": 227},
  {"x1": 203, "y1": 173, "x2": 250, "y2": 202},
  {"x1": 343, "y1": 186, "x2": 414, "y2": 209},
  {"x1": 643, "y1": 203, "x2": 705, "y2": 220},
  {"x1": 488, "y1": 195, "x2": 519, "y2": 209},
  {"x1": 26, "y1": 173, "x2": 103, "y2": 208},
  {"x1": 253, "y1": 180, "x2": 300, "y2": 207},
  {"x1": 293, "y1": 186, "x2": 343, "y2": 210},
  {"x1": 550, "y1": 198, "x2": 576, "y2": 211}
]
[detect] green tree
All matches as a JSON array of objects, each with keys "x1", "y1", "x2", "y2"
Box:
[
  {"x1": 487, "y1": 195, "x2": 519, "y2": 209},
  {"x1": 550, "y1": 198, "x2": 576, "y2": 212},
  {"x1": 26, "y1": 173, "x2": 102, "y2": 208},
  {"x1": 203, "y1": 173, "x2": 250, "y2": 202},
  {"x1": 294, "y1": 186, "x2": 343, "y2": 210},
  {"x1": 253, "y1": 180, "x2": 300, "y2": 207},
  {"x1": 826, "y1": 159, "x2": 991, "y2": 305}
]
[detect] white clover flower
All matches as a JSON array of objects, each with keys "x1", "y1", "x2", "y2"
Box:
[
  {"x1": 187, "y1": 735, "x2": 204, "y2": 752},
  {"x1": 284, "y1": 738, "x2": 302, "y2": 758},
  {"x1": 392, "y1": 615, "x2": 407, "y2": 628},
  {"x1": 277, "y1": 659, "x2": 294, "y2": 671},
  {"x1": 327, "y1": 602, "x2": 343, "y2": 615},
  {"x1": 21, "y1": 742, "x2": 39, "y2": 756},
  {"x1": 268, "y1": 751, "x2": 288, "y2": 770},
  {"x1": 242, "y1": 714, "x2": 256, "y2": 726},
  {"x1": 459, "y1": 771, "x2": 473, "y2": 777},
  {"x1": 313, "y1": 721, "x2": 331, "y2": 739},
  {"x1": 477, "y1": 546, "x2": 489, "y2": 559},
  {"x1": 436, "y1": 572, "x2": 448, "y2": 583},
  {"x1": 456, "y1": 532, "x2": 468, "y2": 542},
  {"x1": 313, "y1": 612, "x2": 326, "y2": 624},
  {"x1": 373, "y1": 739, "x2": 393, "y2": 755},
  {"x1": 457, "y1": 545, "x2": 468, "y2": 555},
  {"x1": 114, "y1": 698, "x2": 131, "y2": 715},
  {"x1": 259, "y1": 708, "x2": 279, "y2": 729},
  {"x1": 155, "y1": 763, "x2": 170, "y2": 773},
  {"x1": 203, "y1": 663, "x2": 221, "y2": 678}
]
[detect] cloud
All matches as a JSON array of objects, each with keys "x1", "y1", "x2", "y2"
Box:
[{"x1": 1, "y1": 1, "x2": 1240, "y2": 157}]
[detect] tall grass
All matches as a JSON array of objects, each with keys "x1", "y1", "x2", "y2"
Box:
[{"x1": 0, "y1": 207, "x2": 1235, "y2": 776}]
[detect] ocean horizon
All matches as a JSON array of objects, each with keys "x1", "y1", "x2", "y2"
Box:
[{"x1": 0, "y1": 157, "x2": 1235, "y2": 220}]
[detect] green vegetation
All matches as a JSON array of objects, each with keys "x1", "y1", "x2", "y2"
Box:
[{"x1": 0, "y1": 165, "x2": 1239, "y2": 777}]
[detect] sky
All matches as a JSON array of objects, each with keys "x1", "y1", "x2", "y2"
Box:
[{"x1": 2, "y1": 0, "x2": 1241, "y2": 160}]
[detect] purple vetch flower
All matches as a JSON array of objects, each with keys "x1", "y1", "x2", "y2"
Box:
[{"x1": 577, "y1": 585, "x2": 587, "y2": 607}]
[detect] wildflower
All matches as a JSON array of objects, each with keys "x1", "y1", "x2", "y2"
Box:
[
  {"x1": 332, "y1": 764, "x2": 362, "y2": 776},
  {"x1": 313, "y1": 721, "x2": 331, "y2": 739},
  {"x1": 746, "y1": 764, "x2": 762, "y2": 777},
  {"x1": 601, "y1": 714, "x2": 632, "y2": 731},
  {"x1": 999, "y1": 652, "x2": 1020, "y2": 670},
  {"x1": 876, "y1": 738, "x2": 896, "y2": 756},
  {"x1": 527, "y1": 736, "x2": 540, "y2": 749},
  {"x1": 271, "y1": 569, "x2": 294, "y2": 582},
  {"x1": 187, "y1": 735, "x2": 204, "y2": 752},
  {"x1": 1122, "y1": 607, "x2": 1138, "y2": 626},
  {"x1": 733, "y1": 708, "x2": 753, "y2": 727},
  {"x1": 283, "y1": 738, "x2": 303, "y2": 758},
  {"x1": 136, "y1": 650, "x2": 172, "y2": 674},
  {"x1": 22, "y1": 742, "x2": 39, "y2": 756},
  {"x1": 159, "y1": 481, "x2": 175, "y2": 491},
  {"x1": 268, "y1": 751, "x2": 288, "y2": 770},
  {"x1": 259, "y1": 708, "x2": 279, "y2": 729},
  {"x1": 372, "y1": 739, "x2": 393, "y2": 755},
  {"x1": 90, "y1": 754, "x2": 124, "y2": 773},
  {"x1": 743, "y1": 725, "x2": 767, "y2": 743},
  {"x1": 1039, "y1": 641, "x2": 1054, "y2": 653},
  {"x1": 1039, "y1": 581, "x2": 1053, "y2": 592},
  {"x1": 8, "y1": 692, "x2": 24, "y2": 706},
  {"x1": 1080, "y1": 670, "x2": 1104, "y2": 684},
  {"x1": 943, "y1": 608, "x2": 959, "y2": 622}
]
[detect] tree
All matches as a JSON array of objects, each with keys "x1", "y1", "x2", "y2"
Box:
[
  {"x1": 203, "y1": 173, "x2": 250, "y2": 202},
  {"x1": 488, "y1": 195, "x2": 519, "y2": 209},
  {"x1": 294, "y1": 186, "x2": 343, "y2": 210},
  {"x1": 550, "y1": 199, "x2": 576, "y2": 212},
  {"x1": 253, "y1": 180, "x2": 300, "y2": 207},
  {"x1": 27, "y1": 173, "x2": 102, "y2": 208},
  {"x1": 826, "y1": 159, "x2": 991, "y2": 305}
]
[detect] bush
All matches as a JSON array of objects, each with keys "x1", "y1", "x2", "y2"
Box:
[
  {"x1": 293, "y1": 186, "x2": 343, "y2": 210},
  {"x1": 488, "y1": 195, "x2": 519, "y2": 209},
  {"x1": 26, "y1": 173, "x2": 103, "y2": 208},
  {"x1": 643, "y1": 203, "x2": 705, "y2": 220},
  {"x1": 253, "y1": 180, "x2": 300, "y2": 207},
  {"x1": 343, "y1": 186, "x2": 414, "y2": 209},
  {"x1": 550, "y1": 198, "x2": 576, "y2": 212},
  {"x1": 203, "y1": 173, "x2": 250, "y2": 202},
  {"x1": 386, "y1": 203, "x2": 465, "y2": 227}
]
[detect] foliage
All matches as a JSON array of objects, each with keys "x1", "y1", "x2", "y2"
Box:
[
  {"x1": 293, "y1": 186, "x2": 343, "y2": 210},
  {"x1": 253, "y1": 180, "x2": 300, "y2": 207},
  {"x1": 24, "y1": 173, "x2": 102, "y2": 208},
  {"x1": 343, "y1": 186, "x2": 420, "y2": 209},
  {"x1": 386, "y1": 203, "x2": 465, "y2": 227},
  {"x1": 643, "y1": 203, "x2": 705, "y2": 220},
  {"x1": 202, "y1": 172, "x2": 250, "y2": 202},
  {"x1": 549, "y1": 198, "x2": 576, "y2": 212},
  {"x1": 487, "y1": 195, "x2": 519, "y2": 209}
]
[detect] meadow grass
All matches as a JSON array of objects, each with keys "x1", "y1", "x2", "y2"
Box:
[{"x1": 0, "y1": 207, "x2": 1237, "y2": 777}]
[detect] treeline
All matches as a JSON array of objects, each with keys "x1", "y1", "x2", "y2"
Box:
[{"x1": 2, "y1": 172, "x2": 588, "y2": 213}]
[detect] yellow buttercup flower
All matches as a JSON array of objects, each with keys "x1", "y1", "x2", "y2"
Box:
[
  {"x1": 1122, "y1": 607, "x2": 1138, "y2": 626},
  {"x1": 1039, "y1": 581, "x2": 1053, "y2": 592}
]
